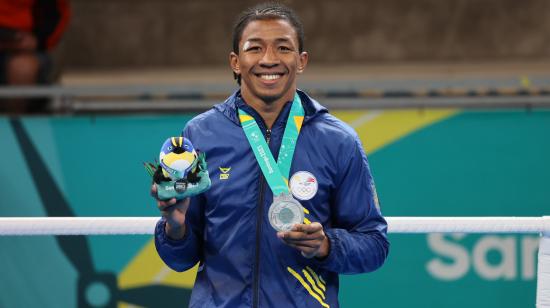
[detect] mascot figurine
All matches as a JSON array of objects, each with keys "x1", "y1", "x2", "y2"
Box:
[{"x1": 144, "y1": 137, "x2": 211, "y2": 200}]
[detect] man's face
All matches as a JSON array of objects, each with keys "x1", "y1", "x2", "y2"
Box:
[{"x1": 230, "y1": 19, "x2": 308, "y2": 104}]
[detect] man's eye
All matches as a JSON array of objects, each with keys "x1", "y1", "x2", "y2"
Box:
[
  {"x1": 246, "y1": 46, "x2": 261, "y2": 52},
  {"x1": 279, "y1": 46, "x2": 293, "y2": 52}
]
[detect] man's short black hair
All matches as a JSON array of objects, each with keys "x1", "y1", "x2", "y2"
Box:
[
  {"x1": 232, "y1": 2, "x2": 305, "y2": 84},
  {"x1": 232, "y1": 2, "x2": 305, "y2": 54}
]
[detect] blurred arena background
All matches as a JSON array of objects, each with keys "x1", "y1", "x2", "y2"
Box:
[{"x1": 1, "y1": 0, "x2": 549, "y2": 307}]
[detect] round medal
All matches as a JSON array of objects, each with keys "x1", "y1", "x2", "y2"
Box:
[{"x1": 268, "y1": 193, "x2": 304, "y2": 232}]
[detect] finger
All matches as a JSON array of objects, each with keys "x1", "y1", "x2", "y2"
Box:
[
  {"x1": 284, "y1": 242, "x2": 318, "y2": 257},
  {"x1": 301, "y1": 250, "x2": 317, "y2": 259},
  {"x1": 281, "y1": 239, "x2": 321, "y2": 249},
  {"x1": 150, "y1": 184, "x2": 158, "y2": 198},
  {"x1": 157, "y1": 198, "x2": 177, "y2": 210},
  {"x1": 292, "y1": 222, "x2": 322, "y2": 234},
  {"x1": 278, "y1": 229, "x2": 324, "y2": 241},
  {"x1": 280, "y1": 232, "x2": 324, "y2": 244},
  {"x1": 160, "y1": 207, "x2": 181, "y2": 217}
]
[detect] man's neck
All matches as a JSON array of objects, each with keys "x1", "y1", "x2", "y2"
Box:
[{"x1": 241, "y1": 90, "x2": 294, "y2": 129}]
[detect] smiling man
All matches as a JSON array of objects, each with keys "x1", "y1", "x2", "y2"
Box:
[{"x1": 153, "y1": 3, "x2": 389, "y2": 307}]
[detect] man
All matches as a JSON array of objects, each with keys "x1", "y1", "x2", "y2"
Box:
[{"x1": 153, "y1": 3, "x2": 389, "y2": 307}]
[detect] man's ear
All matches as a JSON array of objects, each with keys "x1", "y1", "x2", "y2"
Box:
[
  {"x1": 229, "y1": 52, "x2": 240, "y2": 75},
  {"x1": 297, "y1": 51, "x2": 309, "y2": 74}
]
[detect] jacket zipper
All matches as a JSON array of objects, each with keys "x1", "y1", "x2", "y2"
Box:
[{"x1": 253, "y1": 128, "x2": 271, "y2": 308}]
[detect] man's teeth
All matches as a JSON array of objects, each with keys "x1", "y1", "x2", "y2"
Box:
[{"x1": 260, "y1": 74, "x2": 281, "y2": 80}]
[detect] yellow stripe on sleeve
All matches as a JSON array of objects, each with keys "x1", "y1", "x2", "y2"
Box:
[
  {"x1": 178, "y1": 137, "x2": 183, "y2": 147},
  {"x1": 304, "y1": 218, "x2": 311, "y2": 225},
  {"x1": 171, "y1": 137, "x2": 177, "y2": 147},
  {"x1": 287, "y1": 267, "x2": 330, "y2": 308}
]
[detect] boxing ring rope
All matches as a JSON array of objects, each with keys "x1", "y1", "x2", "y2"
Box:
[{"x1": 1, "y1": 216, "x2": 549, "y2": 307}]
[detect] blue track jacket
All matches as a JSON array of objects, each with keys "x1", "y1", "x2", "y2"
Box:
[{"x1": 155, "y1": 90, "x2": 389, "y2": 307}]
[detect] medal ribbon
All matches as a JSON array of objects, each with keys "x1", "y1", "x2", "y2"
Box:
[{"x1": 239, "y1": 92, "x2": 305, "y2": 196}]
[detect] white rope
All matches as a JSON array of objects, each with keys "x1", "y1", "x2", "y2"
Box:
[
  {"x1": 388, "y1": 216, "x2": 550, "y2": 233},
  {"x1": 0, "y1": 217, "x2": 158, "y2": 236},
  {"x1": 0, "y1": 216, "x2": 549, "y2": 236}
]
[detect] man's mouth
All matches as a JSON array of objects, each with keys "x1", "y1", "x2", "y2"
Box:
[{"x1": 256, "y1": 73, "x2": 284, "y2": 81}]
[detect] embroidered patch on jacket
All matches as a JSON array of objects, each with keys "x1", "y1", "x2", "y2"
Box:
[
  {"x1": 290, "y1": 171, "x2": 318, "y2": 200},
  {"x1": 219, "y1": 167, "x2": 231, "y2": 180}
]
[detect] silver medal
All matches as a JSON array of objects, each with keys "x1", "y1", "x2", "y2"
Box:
[{"x1": 268, "y1": 193, "x2": 304, "y2": 232}]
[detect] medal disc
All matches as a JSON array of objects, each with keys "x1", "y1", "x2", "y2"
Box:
[{"x1": 268, "y1": 193, "x2": 304, "y2": 232}]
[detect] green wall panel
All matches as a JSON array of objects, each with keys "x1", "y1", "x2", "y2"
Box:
[{"x1": 341, "y1": 109, "x2": 550, "y2": 308}]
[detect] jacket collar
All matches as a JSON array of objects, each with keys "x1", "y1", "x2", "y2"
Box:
[{"x1": 214, "y1": 89, "x2": 328, "y2": 127}]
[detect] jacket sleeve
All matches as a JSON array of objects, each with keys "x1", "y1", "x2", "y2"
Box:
[
  {"x1": 154, "y1": 125, "x2": 206, "y2": 272},
  {"x1": 312, "y1": 134, "x2": 389, "y2": 274},
  {"x1": 154, "y1": 194, "x2": 205, "y2": 272}
]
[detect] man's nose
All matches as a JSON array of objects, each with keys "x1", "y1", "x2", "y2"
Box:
[{"x1": 259, "y1": 46, "x2": 280, "y2": 67}]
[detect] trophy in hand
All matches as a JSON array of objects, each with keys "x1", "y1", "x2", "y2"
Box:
[{"x1": 144, "y1": 137, "x2": 211, "y2": 200}]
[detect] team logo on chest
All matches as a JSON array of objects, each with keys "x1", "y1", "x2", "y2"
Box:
[
  {"x1": 219, "y1": 167, "x2": 231, "y2": 180},
  {"x1": 289, "y1": 171, "x2": 318, "y2": 200}
]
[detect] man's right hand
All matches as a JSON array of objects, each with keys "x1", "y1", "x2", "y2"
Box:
[{"x1": 151, "y1": 184, "x2": 190, "y2": 240}]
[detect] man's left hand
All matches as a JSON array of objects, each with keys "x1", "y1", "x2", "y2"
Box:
[{"x1": 277, "y1": 222, "x2": 330, "y2": 259}]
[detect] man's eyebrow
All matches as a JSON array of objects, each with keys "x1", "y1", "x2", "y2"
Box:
[
  {"x1": 244, "y1": 37, "x2": 294, "y2": 44},
  {"x1": 274, "y1": 37, "x2": 293, "y2": 44},
  {"x1": 244, "y1": 38, "x2": 264, "y2": 43}
]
